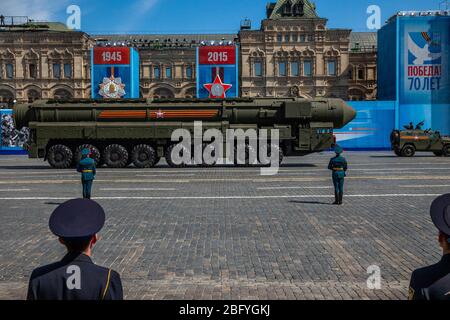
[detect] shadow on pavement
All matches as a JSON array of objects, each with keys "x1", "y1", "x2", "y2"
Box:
[
  {"x1": 370, "y1": 155, "x2": 435, "y2": 158},
  {"x1": 0, "y1": 165, "x2": 53, "y2": 170},
  {"x1": 289, "y1": 200, "x2": 334, "y2": 205},
  {"x1": 0, "y1": 163, "x2": 319, "y2": 170}
]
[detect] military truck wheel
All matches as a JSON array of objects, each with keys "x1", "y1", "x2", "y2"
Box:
[
  {"x1": 443, "y1": 145, "x2": 450, "y2": 157},
  {"x1": 47, "y1": 144, "x2": 73, "y2": 169},
  {"x1": 103, "y1": 144, "x2": 129, "y2": 168},
  {"x1": 433, "y1": 151, "x2": 443, "y2": 157},
  {"x1": 199, "y1": 143, "x2": 217, "y2": 166},
  {"x1": 131, "y1": 144, "x2": 158, "y2": 168},
  {"x1": 234, "y1": 143, "x2": 258, "y2": 167},
  {"x1": 259, "y1": 143, "x2": 284, "y2": 166},
  {"x1": 401, "y1": 145, "x2": 416, "y2": 157},
  {"x1": 74, "y1": 144, "x2": 101, "y2": 166},
  {"x1": 165, "y1": 143, "x2": 190, "y2": 167}
]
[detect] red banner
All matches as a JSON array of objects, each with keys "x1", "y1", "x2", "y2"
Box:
[
  {"x1": 198, "y1": 46, "x2": 236, "y2": 65},
  {"x1": 93, "y1": 47, "x2": 130, "y2": 65}
]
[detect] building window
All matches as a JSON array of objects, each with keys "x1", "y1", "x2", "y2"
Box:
[
  {"x1": 284, "y1": 34, "x2": 290, "y2": 42},
  {"x1": 64, "y1": 64, "x2": 72, "y2": 79},
  {"x1": 254, "y1": 61, "x2": 262, "y2": 77},
  {"x1": 327, "y1": 60, "x2": 337, "y2": 76},
  {"x1": 291, "y1": 62, "x2": 299, "y2": 77},
  {"x1": 299, "y1": 35, "x2": 306, "y2": 42},
  {"x1": 53, "y1": 64, "x2": 61, "y2": 79},
  {"x1": 165, "y1": 67, "x2": 172, "y2": 79},
  {"x1": 186, "y1": 66, "x2": 192, "y2": 79},
  {"x1": 303, "y1": 60, "x2": 312, "y2": 76},
  {"x1": 154, "y1": 66, "x2": 160, "y2": 79},
  {"x1": 29, "y1": 64, "x2": 37, "y2": 79},
  {"x1": 6, "y1": 64, "x2": 13, "y2": 79},
  {"x1": 358, "y1": 69, "x2": 364, "y2": 80},
  {"x1": 283, "y1": 1, "x2": 292, "y2": 15},
  {"x1": 277, "y1": 34, "x2": 282, "y2": 43},
  {"x1": 278, "y1": 62, "x2": 287, "y2": 77},
  {"x1": 292, "y1": 34, "x2": 298, "y2": 42}
]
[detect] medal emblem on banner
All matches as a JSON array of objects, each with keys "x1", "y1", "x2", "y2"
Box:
[{"x1": 98, "y1": 67, "x2": 126, "y2": 99}]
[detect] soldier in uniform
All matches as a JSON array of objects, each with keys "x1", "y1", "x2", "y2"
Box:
[
  {"x1": 27, "y1": 199, "x2": 123, "y2": 300},
  {"x1": 404, "y1": 122, "x2": 414, "y2": 130},
  {"x1": 409, "y1": 194, "x2": 450, "y2": 300},
  {"x1": 328, "y1": 145, "x2": 347, "y2": 205},
  {"x1": 76, "y1": 148, "x2": 96, "y2": 199}
]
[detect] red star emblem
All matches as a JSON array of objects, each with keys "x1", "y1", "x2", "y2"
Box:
[
  {"x1": 156, "y1": 110, "x2": 165, "y2": 119},
  {"x1": 203, "y1": 75, "x2": 232, "y2": 99}
]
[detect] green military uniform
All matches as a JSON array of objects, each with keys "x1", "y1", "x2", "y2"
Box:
[
  {"x1": 328, "y1": 145, "x2": 347, "y2": 205},
  {"x1": 76, "y1": 148, "x2": 96, "y2": 199}
]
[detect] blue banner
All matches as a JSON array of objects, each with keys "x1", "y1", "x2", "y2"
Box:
[{"x1": 335, "y1": 101, "x2": 395, "y2": 150}]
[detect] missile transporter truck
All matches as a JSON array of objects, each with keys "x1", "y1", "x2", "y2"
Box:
[
  {"x1": 391, "y1": 128, "x2": 450, "y2": 157},
  {"x1": 13, "y1": 97, "x2": 356, "y2": 168}
]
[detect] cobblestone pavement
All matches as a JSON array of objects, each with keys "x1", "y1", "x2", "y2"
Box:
[{"x1": 0, "y1": 151, "x2": 449, "y2": 300}]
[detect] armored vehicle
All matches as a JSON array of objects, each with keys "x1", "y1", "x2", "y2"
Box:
[
  {"x1": 391, "y1": 128, "x2": 450, "y2": 157},
  {"x1": 13, "y1": 97, "x2": 356, "y2": 168}
]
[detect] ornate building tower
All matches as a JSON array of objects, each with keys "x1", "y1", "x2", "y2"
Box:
[{"x1": 239, "y1": 0, "x2": 375, "y2": 100}]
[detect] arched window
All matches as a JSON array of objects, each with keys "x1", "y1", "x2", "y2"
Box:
[
  {"x1": 283, "y1": 1, "x2": 292, "y2": 16},
  {"x1": 348, "y1": 88, "x2": 365, "y2": 101},
  {"x1": 293, "y1": 3, "x2": 304, "y2": 16},
  {"x1": 27, "y1": 89, "x2": 41, "y2": 102},
  {"x1": 0, "y1": 89, "x2": 14, "y2": 103},
  {"x1": 184, "y1": 87, "x2": 196, "y2": 98},
  {"x1": 153, "y1": 88, "x2": 175, "y2": 99},
  {"x1": 54, "y1": 89, "x2": 73, "y2": 100}
]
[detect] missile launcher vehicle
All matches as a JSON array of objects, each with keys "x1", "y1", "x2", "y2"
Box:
[{"x1": 13, "y1": 97, "x2": 356, "y2": 168}]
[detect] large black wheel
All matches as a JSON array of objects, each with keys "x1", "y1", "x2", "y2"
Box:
[
  {"x1": 234, "y1": 143, "x2": 258, "y2": 167},
  {"x1": 165, "y1": 143, "x2": 191, "y2": 167},
  {"x1": 394, "y1": 148, "x2": 402, "y2": 157},
  {"x1": 199, "y1": 143, "x2": 217, "y2": 167},
  {"x1": 103, "y1": 144, "x2": 129, "y2": 168},
  {"x1": 443, "y1": 145, "x2": 450, "y2": 157},
  {"x1": 131, "y1": 144, "x2": 158, "y2": 168},
  {"x1": 259, "y1": 143, "x2": 284, "y2": 166},
  {"x1": 47, "y1": 144, "x2": 73, "y2": 169},
  {"x1": 74, "y1": 144, "x2": 101, "y2": 166},
  {"x1": 401, "y1": 145, "x2": 416, "y2": 157}
]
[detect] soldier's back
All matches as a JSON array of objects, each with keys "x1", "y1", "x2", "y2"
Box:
[
  {"x1": 27, "y1": 253, "x2": 122, "y2": 300},
  {"x1": 409, "y1": 255, "x2": 450, "y2": 300}
]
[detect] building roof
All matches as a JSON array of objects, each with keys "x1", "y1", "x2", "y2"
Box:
[
  {"x1": 268, "y1": 0, "x2": 319, "y2": 19},
  {"x1": 93, "y1": 33, "x2": 238, "y2": 49},
  {"x1": 0, "y1": 20, "x2": 71, "y2": 32},
  {"x1": 350, "y1": 32, "x2": 377, "y2": 52}
]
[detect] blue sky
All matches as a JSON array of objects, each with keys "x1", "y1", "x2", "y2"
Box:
[{"x1": 1, "y1": 0, "x2": 445, "y2": 34}]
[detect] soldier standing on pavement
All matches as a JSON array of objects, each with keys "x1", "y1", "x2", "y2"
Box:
[
  {"x1": 409, "y1": 194, "x2": 450, "y2": 300},
  {"x1": 27, "y1": 199, "x2": 123, "y2": 300},
  {"x1": 328, "y1": 145, "x2": 347, "y2": 205},
  {"x1": 76, "y1": 148, "x2": 96, "y2": 199}
]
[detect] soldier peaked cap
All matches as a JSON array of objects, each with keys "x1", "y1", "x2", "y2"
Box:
[
  {"x1": 334, "y1": 145, "x2": 343, "y2": 154},
  {"x1": 49, "y1": 199, "x2": 105, "y2": 238},
  {"x1": 430, "y1": 194, "x2": 450, "y2": 236}
]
